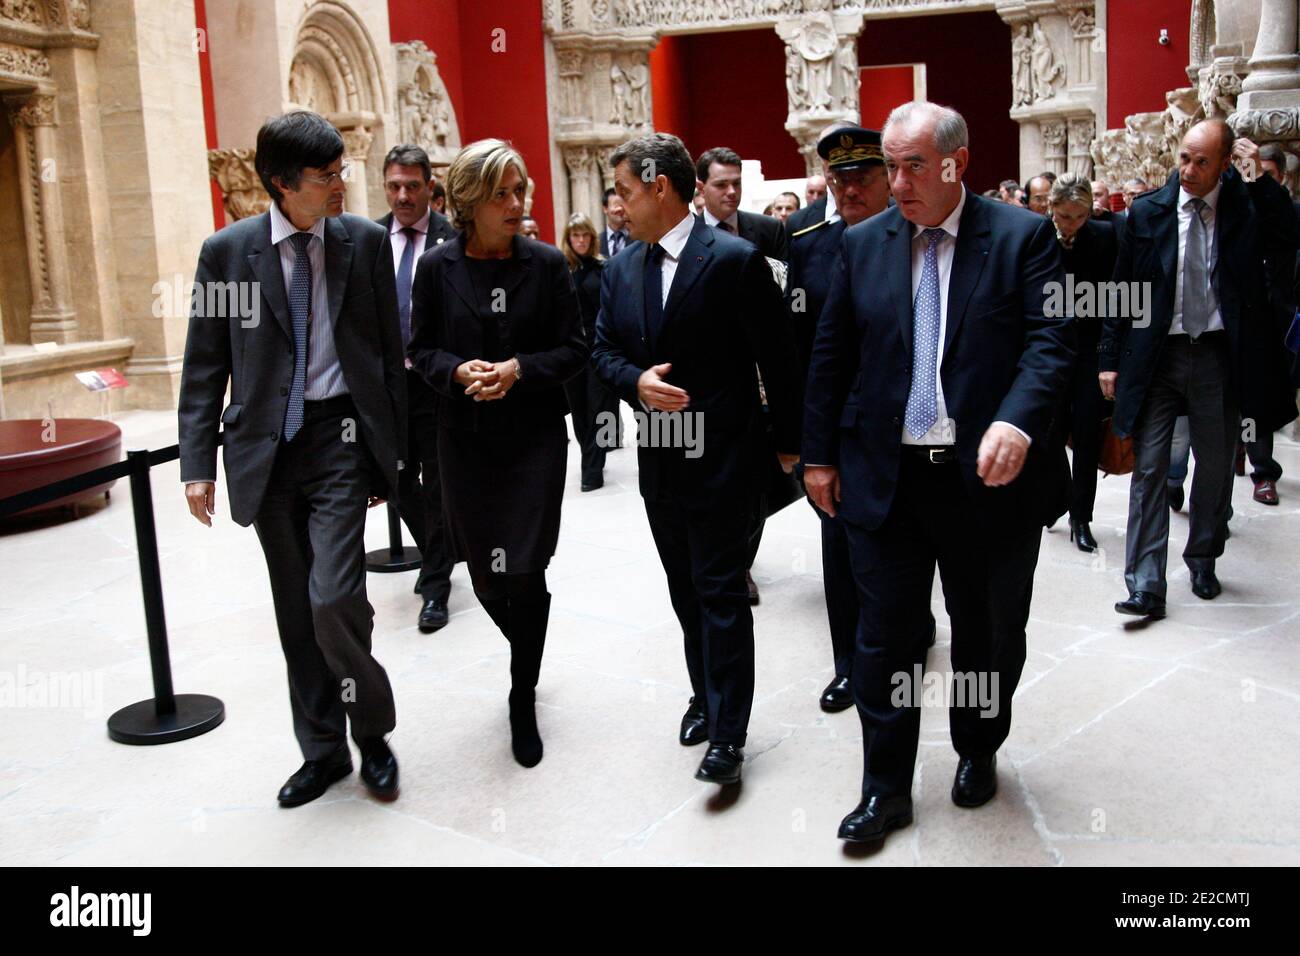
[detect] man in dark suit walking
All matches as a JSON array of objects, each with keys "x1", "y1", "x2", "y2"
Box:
[
  {"x1": 786, "y1": 125, "x2": 892, "y2": 714},
  {"x1": 179, "y1": 111, "x2": 405, "y2": 806},
  {"x1": 377, "y1": 144, "x2": 458, "y2": 634},
  {"x1": 1099, "y1": 119, "x2": 1298, "y2": 617},
  {"x1": 803, "y1": 102, "x2": 1074, "y2": 843},
  {"x1": 695, "y1": 147, "x2": 788, "y2": 261},
  {"x1": 593, "y1": 133, "x2": 802, "y2": 786}
]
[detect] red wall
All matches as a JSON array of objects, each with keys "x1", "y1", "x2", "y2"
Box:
[
  {"x1": 859, "y1": 10, "x2": 1017, "y2": 193},
  {"x1": 860, "y1": 64, "x2": 916, "y2": 131},
  {"x1": 1107, "y1": 0, "x2": 1192, "y2": 128},
  {"x1": 193, "y1": 0, "x2": 224, "y2": 231},
  {"x1": 389, "y1": 0, "x2": 556, "y2": 242},
  {"x1": 651, "y1": 28, "x2": 805, "y2": 181}
]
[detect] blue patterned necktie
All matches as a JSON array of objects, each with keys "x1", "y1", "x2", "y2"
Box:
[
  {"x1": 282, "y1": 230, "x2": 313, "y2": 442},
  {"x1": 903, "y1": 227, "x2": 947, "y2": 439},
  {"x1": 611, "y1": 230, "x2": 624, "y2": 256},
  {"x1": 396, "y1": 227, "x2": 417, "y2": 346}
]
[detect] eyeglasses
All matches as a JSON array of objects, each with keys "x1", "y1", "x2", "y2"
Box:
[
  {"x1": 301, "y1": 161, "x2": 353, "y2": 187},
  {"x1": 828, "y1": 169, "x2": 881, "y2": 189}
]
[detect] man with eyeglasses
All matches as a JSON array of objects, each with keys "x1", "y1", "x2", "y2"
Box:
[{"x1": 179, "y1": 110, "x2": 406, "y2": 807}]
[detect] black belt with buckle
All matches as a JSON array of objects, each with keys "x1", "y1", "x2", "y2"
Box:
[
  {"x1": 302, "y1": 393, "x2": 355, "y2": 418},
  {"x1": 904, "y1": 445, "x2": 956, "y2": 464}
]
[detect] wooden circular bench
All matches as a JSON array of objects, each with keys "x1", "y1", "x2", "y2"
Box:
[{"x1": 0, "y1": 419, "x2": 123, "y2": 517}]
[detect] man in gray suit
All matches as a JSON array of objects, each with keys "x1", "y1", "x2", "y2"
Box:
[{"x1": 179, "y1": 111, "x2": 406, "y2": 806}]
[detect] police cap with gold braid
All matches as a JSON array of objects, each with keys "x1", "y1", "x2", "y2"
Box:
[{"x1": 817, "y1": 125, "x2": 884, "y2": 173}]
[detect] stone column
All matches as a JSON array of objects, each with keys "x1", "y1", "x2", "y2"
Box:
[
  {"x1": 1041, "y1": 118, "x2": 1068, "y2": 175},
  {"x1": 342, "y1": 127, "x2": 374, "y2": 217},
  {"x1": 776, "y1": 8, "x2": 865, "y2": 175},
  {"x1": 563, "y1": 145, "x2": 600, "y2": 223},
  {"x1": 5, "y1": 93, "x2": 78, "y2": 344},
  {"x1": 1067, "y1": 114, "x2": 1095, "y2": 177},
  {"x1": 1238, "y1": 0, "x2": 1300, "y2": 104}
]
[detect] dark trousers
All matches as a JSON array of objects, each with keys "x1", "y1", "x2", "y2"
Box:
[
  {"x1": 1062, "y1": 335, "x2": 1105, "y2": 523},
  {"x1": 1246, "y1": 429, "x2": 1283, "y2": 483},
  {"x1": 564, "y1": 364, "x2": 619, "y2": 484},
  {"x1": 645, "y1": 494, "x2": 756, "y2": 747},
  {"x1": 843, "y1": 453, "x2": 1041, "y2": 799},
  {"x1": 252, "y1": 396, "x2": 397, "y2": 760},
  {"x1": 1125, "y1": 334, "x2": 1237, "y2": 597},
  {"x1": 811, "y1": 499, "x2": 858, "y2": 679},
  {"x1": 395, "y1": 372, "x2": 454, "y2": 602}
]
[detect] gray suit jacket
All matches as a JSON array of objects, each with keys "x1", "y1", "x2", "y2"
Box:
[{"x1": 178, "y1": 211, "x2": 407, "y2": 527}]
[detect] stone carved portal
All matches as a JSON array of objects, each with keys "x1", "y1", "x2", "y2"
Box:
[{"x1": 279, "y1": 1, "x2": 388, "y2": 216}]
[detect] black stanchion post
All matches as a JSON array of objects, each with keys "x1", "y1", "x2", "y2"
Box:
[
  {"x1": 365, "y1": 500, "x2": 421, "y2": 572},
  {"x1": 107, "y1": 449, "x2": 225, "y2": 745}
]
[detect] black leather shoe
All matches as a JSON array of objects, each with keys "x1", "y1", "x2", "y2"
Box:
[
  {"x1": 418, "y1": 598, "x2": 449, "y2": 633},
  {"x1": 278, "y1": 750, "x2": 352, "y2": 807},
  {"x1": 695, "y1": 744, "x2": 743, "y2": 785},
  {"x1": 819, "y1": 676, "x2": 853, "y2": 712},
  {"x1": 1168, "y1": 485, "x2": 1185, "y2": 512},
  {"x1": 745, "y1": 571, "x2": 760, "y2": 605},
  {"x1": 1115, "y1": 591, "x2": 1167, "y2": 618},
  {"x1": 1070, "y1": 518, "x2": 1098, "y2": 552},
  {"x1": 359, "y1": 738, "x2": 399, "y2": 801},
  {"x1": 509, "y1": 689, "x2": 543, "y2": 768},
  {"x1": 580, "y1": 475, "x2": 603, "y2": 492},
  {"x1": 837, "y1": 794, "x2": 914, "y2": 842},
  {"x1": 952, "y1": 754, "x2": 997, "y2": 808},
  {"x1": 1191, "y1": 569, "x2": 1221, "y2": 600},
  {"x1": 679, "y1": 697, "x2": 709, "y2": 746}
]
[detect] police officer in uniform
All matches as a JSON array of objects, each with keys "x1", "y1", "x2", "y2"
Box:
[{"x1": 787, "y1": 126, "x2": 932, "y2": 712}]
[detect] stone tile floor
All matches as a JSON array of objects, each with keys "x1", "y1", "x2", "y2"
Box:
[{"x1": 1, "y1": 410, "x2": 1296, "y2": 865}]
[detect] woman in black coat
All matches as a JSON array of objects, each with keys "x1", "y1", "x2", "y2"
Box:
[
  {"x1": 408, "y1": 139, "x2": 587, "y2": 767},
  {"x1": 1048, "y1": 173, "x2": 1119, "y2": 552},
  {"x1": 560, "y1": 212, "x2": 619, "y2": 490}
]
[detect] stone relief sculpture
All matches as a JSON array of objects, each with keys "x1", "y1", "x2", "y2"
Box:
[
  {"x1": 835, "y1": 40, "x2": 859, "y2": 112},
  {"x1": 785, "y1": 12, "x2": 837, "y2": 113},
  {"x1": 395, "y1": 41, "x2": 461, "y2": 164},
  {"x1": 1012, "y1": 24, "x2": 1034, "y2": 107},
  {"x1": 1030, "y1": 21, "x2": 1065, "y2": 102},
  {"x1": 610, "y1": 64, "x2": 629, "y2": 124},
  {"x1": 785, "y1": 45, "x2": 808, "y2": 109},
  {"x1": 208, "y1": 148, "x2": 270, "y2": 222}
]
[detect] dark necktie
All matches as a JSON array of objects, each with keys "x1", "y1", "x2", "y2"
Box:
[
  {"x1": 396, "y1": 226, "x2": 418, "y2": 346},
  {"x1": 283, "y1": 230, "x2": 313, "y2": 442},
  {"x1": 611, "y1": 230, "x2": 624, "y2": 256},
  {"x1": 1182, "y1": 197, "x2": 1215, "y2": 339},
  {"x1": 644, "y1": 242, "x2": 666, "y2": 346},
  {"x1": 715, "y1": 220, "x2": 734, "y2": 234}
]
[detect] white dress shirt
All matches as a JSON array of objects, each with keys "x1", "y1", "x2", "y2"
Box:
[
  {"x1": 653, "y1": 211, "x2": 696, "y2": 306},
  {"x1": 701, "y1": 206, "x2": 740, "y2": 235},
  {"x1": 824, "y1": 187, "x2": 839, "y2": 223},
  {"x1": 1171, "y1": 181, "x2": 1223, "y2": 336},
  {"x1": 269, "y1": 201, "x2": 347, "y2": 401}
]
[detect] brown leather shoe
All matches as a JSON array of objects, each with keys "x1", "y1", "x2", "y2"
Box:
[{"x1": 1253, "y1": 479, "x2": 1279, "y2": 505}]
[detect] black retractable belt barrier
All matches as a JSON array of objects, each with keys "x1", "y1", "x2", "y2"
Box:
[{"x1": 365, "y1": 500, "x2": 421, "y2": 572}]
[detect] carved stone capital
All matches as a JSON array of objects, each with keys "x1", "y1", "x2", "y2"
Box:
[
  {"x1": 0, "y1": 41, "x2": 50, "y2": 80},
  {"x1": 208, "y1": 147, "x2": 270, "y2": 222},
  {"x1": 5, "y1": 91, "x2": 55, "y2": 127},
  {"x1": 341, "y1": 127, "x2": 374, "y2": 160},
  {"x1": 1230, "y1": 107, "x2": 1300, "y2": 142}
]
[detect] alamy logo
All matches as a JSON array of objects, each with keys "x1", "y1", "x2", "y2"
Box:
[{"x1": 49, "y1": 886, "x2": 151, "y2": 936}]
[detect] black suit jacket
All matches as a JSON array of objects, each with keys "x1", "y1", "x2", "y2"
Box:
[
  {"x1": 375, "y1": 208, "x2": 456, "y2": 416},
  {"x1": 592, "y1": 215, "x2": 801, "y2": 505},
  {"x1": 736, "y1": 209, "x2": 788, "y2": 261},
  {"x1": 785, "y1": 196, "x2": 826, "y2": 236},
  {"x1": 785, "y1": 217, "x2": 846, "y2": 377},
  {"x1": 1099, "y1": 168, "x2": 1299, "y2": 436},
  {"x1": 802, "y1": 192, "x2": 1075, "y2": 534},
  {"x1": 407, "y1": 233, "x2": 587, "y2": 432},
  {"x1": 178, "y1": 211, "x2": 407, "y2": 526}
]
